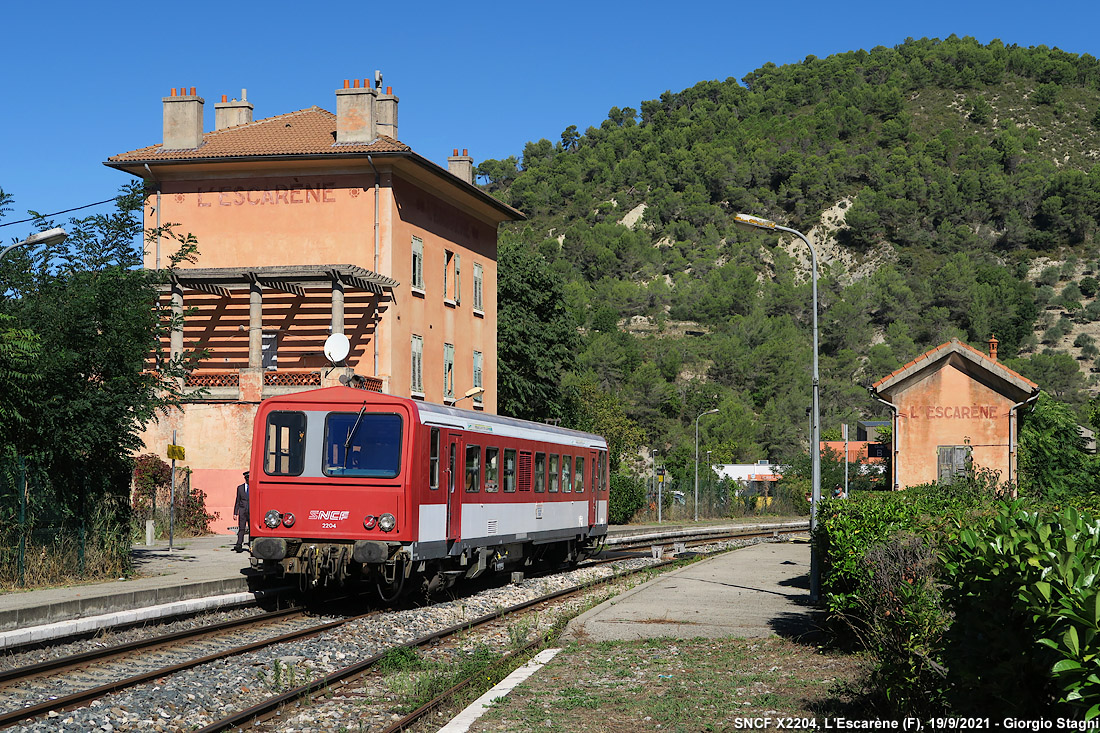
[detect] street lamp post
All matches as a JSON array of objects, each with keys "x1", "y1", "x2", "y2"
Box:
[
  {"x1": 706, "y1": 450, "x2": 712, "y2": 515},
  {"x1": 651, "y1": 448, "x2": 659, "y2": 523},
  {"x1": 0, "y1": 227, "x2": 68, "y2": 265},
  {"x1": 734, "y1": 213, "x2": 821, "y2": 602},
  {"x1": 694, "y1": 408, "x2": 718, "y2": 522}
]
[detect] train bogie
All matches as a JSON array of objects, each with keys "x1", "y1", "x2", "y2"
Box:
[{"x1": 247, "y1": 387, "x2": 609, "y2": 598}]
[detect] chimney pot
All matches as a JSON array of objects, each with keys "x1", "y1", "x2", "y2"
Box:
[
  {"x1": 335, "y1": 81, "x2": 377, "y2": 143},
  {"x1": 222, "y1": 94, "x2": 228, "y2": 103},
  {"x1": 463, "y1": 148, "x2": 468, "y2": 156},
  {"x1": 163, "y1": 87, "x2": 205, "y2": 149},
  {"x1": 448, "y1": 148, "x2": 474, "y2": 185},
  {"x1": 453, "y1": 148, "x2": 458, "y2": 156},
  {"x1": 353, "y1": 78, "x2": 360, "y2": 88},
  {"x1": 373, "y1": 85, "x2": 399, "y2": 140},
  {"x1": 170, "y1": 88, "x2": 177, "y2": 97},
  {"x1": 215, "y1": 88, "x2": 254, "y2": 131},
  {"x1": 988, "y1": 334, "x2": 999, "y2": 361}
]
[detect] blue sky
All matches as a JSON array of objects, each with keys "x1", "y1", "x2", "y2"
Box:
[{"x1": 2, "y1": 0, "x2": 1097, "y2": 240}]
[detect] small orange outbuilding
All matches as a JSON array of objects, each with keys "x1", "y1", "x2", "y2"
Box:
[{"x1": 869, "y1": 337, "x2": 1040, "y2": 490}]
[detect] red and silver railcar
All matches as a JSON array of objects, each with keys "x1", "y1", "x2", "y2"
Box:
[{"x1": 248, "y1": 386, "x2": 609, "y2": 598}]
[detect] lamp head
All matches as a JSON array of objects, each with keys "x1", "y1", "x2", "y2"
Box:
[
  {"x1": 23, "y1": 227, "x2": 68, "y2": 248},
  {"x1": 733, "y1": 213, "x2": 777, "y2": 230}
]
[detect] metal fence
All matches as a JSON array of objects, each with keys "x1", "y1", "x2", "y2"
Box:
[{"x1": 0, "y1": 453, "x2": 129, "y2": 587}]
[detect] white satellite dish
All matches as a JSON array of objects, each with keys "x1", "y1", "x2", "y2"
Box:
[{"x1": 323, "y1": 333, "x2": 350, "y2": 364}]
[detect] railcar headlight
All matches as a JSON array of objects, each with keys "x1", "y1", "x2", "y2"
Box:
[
  {"x1": 363, "y1": 515, "x2": 378, "y2": 530},
  {"x1": 379, "y1": 513, "x2": 396, "y2": 532},
  {"x1": 282, "y1": 512, "x2": 296, "y2": 528},
  {"x1": 264, "y1": 510, "x2": 283, "y2": 529}
]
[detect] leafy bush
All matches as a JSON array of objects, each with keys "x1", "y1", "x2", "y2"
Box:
[
  {"x1": 854, "y1": 533, "x2": 951, "y2": 714},
  {"x1": 131, "y1": 454, "x2": 171, "y2": 519},
  {"x1": 608, "y1": 472, "x2": 646, "y2": 524},
  {"x1": 939, "y1": 503, "x2": 1100, "y2": 717},
  {"x1": 815, "y1": 481, "x2": 994, "y2": 619},
  {"x1": 1080, "y1": 276, "x2": 1099, "y2": 298}
]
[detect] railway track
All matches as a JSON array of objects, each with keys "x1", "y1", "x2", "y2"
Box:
[
  {"x1": 0, "y1": 606, "x2": 372, "y2": 729},
  {"x1": 0, "y1": 525, "x2": 807, "y2": 730}
]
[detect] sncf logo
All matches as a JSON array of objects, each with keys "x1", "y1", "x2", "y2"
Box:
[{"x1": 309, "y1": 510, "x2": 350, "y2": 521}]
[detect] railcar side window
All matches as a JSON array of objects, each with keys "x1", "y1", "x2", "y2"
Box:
[
  {"x1": 549, "y1": 454, "x2": 559, "y2": 492},
  {"x1": 503, "y1": 449, "x2": 517, "y2": 492},
  {"x1": 598, "y1": 452, "x2": 607, "y2": 492},
  {"x1": 429, "y1": 428, "x2": 440, "y2": 489},
  {"x1": 265, "y1": 411, "x2": 306, "y2": 476},
  {"x1": 562, "y1": 456, "x2": 572, "y2": 493},
  {"x1": 465, "y1": 445, "x2": 481, "y2": 492},
  {"x1": 485, "y1": 447, "x2": 499, "y2": 492},
  {"x1": 534, "y1": 453, "x2": 546, "y2": 492},
  {"x1": 575, "y1": 456, "x2": 585, "y2": 493},
  {"x1": 323, "y1": 412, "x2": 402, "y2": 478}
]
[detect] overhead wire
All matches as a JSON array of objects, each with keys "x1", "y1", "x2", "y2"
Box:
[{"x1": 0, "y1": 197, "x2": 118, "y2": 228}]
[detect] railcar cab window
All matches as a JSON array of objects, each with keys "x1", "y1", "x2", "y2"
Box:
[
  {"x1": 575, "y1": 456, "x2": 585, "y2": 493},
  {"x1": 265, "y1": 411, "x2": 306, "y2": 476},
  {"x1": 549, "y1": 455, "x2": 559, "y2": 492},
  {"x1": 534, "y1": 453, "x2": 546, "y2": 493},
  {"x1": 429, "y1": 428, "x2": 440, "y2": 489},
  {"x1": 562, "y1": 456, "x2": 572, "y2": 493},
  {"x1": 465, "y1": 445, "x2": 481, "y2": 492},
  {"x1": 323, "y1": 412, "x2": 402, "y2": 478},
  {"x1": 503, "y1": 449, "x2": 517, "y2": 492},
  {"x1": 485, "y1": 447, "x2": 499, "y2": 492}
]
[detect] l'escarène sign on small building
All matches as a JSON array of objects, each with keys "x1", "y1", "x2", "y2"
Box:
[
  {"x1": 869, "y1": 337, "x2": 1039, "y2": 491},
  {"x1": 903, "y1": 405, "x2": 1001, "y2": 420}
]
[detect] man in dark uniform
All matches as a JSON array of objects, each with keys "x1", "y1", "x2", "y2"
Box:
[{"x1": 233, "y1": 470, "x2": 250, "y2": 552}]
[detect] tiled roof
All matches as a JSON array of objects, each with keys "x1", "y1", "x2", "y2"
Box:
[
  {"x1": 107, "y1": 107, "x2": 410, "y2": 162},
  {"x1": 871, "y1": 338, "x2": 1039, "y2": 393}
]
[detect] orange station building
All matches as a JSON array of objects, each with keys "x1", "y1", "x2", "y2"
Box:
[
  {"x1": 869, "y1": 337, "x2": 1040, "y2": 490},
  {"x1": 106, "y1": 79, "x2": 523, "y2": 524}
]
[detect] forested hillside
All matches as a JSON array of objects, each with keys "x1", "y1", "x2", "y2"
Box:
[{"x1": 485, "y1": 36, "x2": 1100, "y2": 478}]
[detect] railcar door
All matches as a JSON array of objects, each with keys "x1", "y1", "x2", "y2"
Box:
[
  {"x1": 446, "y1": 434, "x2": 462, "y2": 544},
  {"x1": 587, "y1": 450, "x2": 599, "y2": 526}
]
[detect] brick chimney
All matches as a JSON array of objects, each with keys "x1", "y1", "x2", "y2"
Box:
[
  {"x1": 988, "y1": 334, "x2": 999, "y2": 361},
  {"x1": 447, "y1": 148, "x2": 474, "y2": 185},
  {"x1": 214, "y1": 89, "x2": 253, "y2": 130},
  {"x1": 162, "y1": 87, "x2": 204, "y2": 150},
  {"x1": 374, "y1": 85, "x2": 399, "y2": 139},
  {"x1": 335, "y1": 78, "x2": 376, "y2": 144}
]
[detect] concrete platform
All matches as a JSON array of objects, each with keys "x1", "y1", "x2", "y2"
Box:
[
  {"x1": 0, "y1": 534, "x2": 260, "y2": 640},
  {"x1": 563, "y1": 540, "x2": 818, "y2": 642}
]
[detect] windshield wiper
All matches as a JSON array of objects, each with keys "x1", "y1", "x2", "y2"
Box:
[{"x1": 343, "y1": 402, "x2": 367, "y2": 468}]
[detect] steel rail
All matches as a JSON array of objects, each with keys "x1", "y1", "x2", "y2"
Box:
[
  {"x1": 0, "y1": 607, "x2": 305, "y2": 686},
  {"x1": 194, "y1": 558, "x2": 680, "y2": 733},
  {"x1": 0, "y1": 609, "x2": 380, "y2": 729}
]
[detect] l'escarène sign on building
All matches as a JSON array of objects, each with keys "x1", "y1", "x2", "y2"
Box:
[
  {"x1": 869, "y1": 337, "x2": 1039, "y2": 491},
  {"x1": 193, "y1": 184, "x2": 338, "y2": 206},
  {"x1": 903, "y1": 405, "x2": 1002, "y2": 420}
]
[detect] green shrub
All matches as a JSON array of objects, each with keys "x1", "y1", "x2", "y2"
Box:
[
  {"x1": 1080, "y1": 276, "x2": 1099, "y2": 299},
  {"x1": 608, "y1": 472, "x2": 646, "y2": 524},
  {"x1": 939, "y1": 503, "x2": 1100, "y2": 717},
  {"x1": 815, "y1": 481, "x2": 993, "y2": 619},
  {"x1": 854, "y1": 533, "x2": 951, "y2": 714}
]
